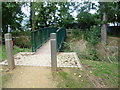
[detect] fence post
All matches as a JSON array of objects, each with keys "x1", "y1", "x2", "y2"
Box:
[
  {"x1": 4, "y1": 33, "x2": 15, "y2": 70},
  {"x1": 50, "y1": 33, "x2": 57, "y2": 71}
]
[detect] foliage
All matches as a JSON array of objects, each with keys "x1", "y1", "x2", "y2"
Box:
[
  {"x1": 2, "y1": 2, "x2": 25, "y2": 35},
  {"x1": 13, "y1": 36, "x2": 31, "y2": 48},
  {"x1": 8, "y1": 31, "x2": 31, "y2": 48},
  {"x1": 71, "y1": 26, "x2": 101, "y2": 45},
  {"x1": 30, "y1": 2, "x2": 75, "y2": 30},
  {"x1": 71, "y1": 29, "x2": 81, "y2": 39},
  {"x1": 57, "y1": 2, "x2": 75, "y2": 28},
  {"x1": 60, "y1": 42, "x2": 73, "y2": 52},
  {"x1": 11, "y1": 31, "x2": 30, "y2": 37},
  {"x1": 77, "y1": 48, "x2": 100, "y2": 61},
  {"x1": 84, "y1": 26, "x2": 101, "y2": 45},
  {"x1": 76, "y1": 2, "x2": 98, "y2": 29},
  {"x1": 86, "y1": 48, "x2": 99, "y2": 61},
  {"x1": 98, "y1": 2, "x2": 120, "y2": 25},
  {"x1": 67, "y1": 30, "x2": 118, "y2": 63},
  {"x1": 77, "y1": 12, "x2": 95, "y2": 29}
]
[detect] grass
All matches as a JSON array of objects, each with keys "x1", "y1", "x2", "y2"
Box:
[
  {"x1": 54, "y1": 33, "x2": 119, "y2": 88},
  {"x1": 1, "y1": 45, "x2": 31, "y2": 61},
  {"x1": 1, "y1": 66, "x2": 13, "y2": 88},
  {"x1": 53, "y1": 60, "x2": 118, "y2": 88},
  {"x1": 53, "y1": 68, "x2": 95, "y2": 88},
  {"x1": 81, "y1": 60, "x2": 119, "y2": 88}
]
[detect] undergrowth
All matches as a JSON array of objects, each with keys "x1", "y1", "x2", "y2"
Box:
[
  {"x1": 71, "y1": 25, "x2": 100, "y2": 45},
  {"x1": 12, "y1": 31, "x2": 31, "y2": 48}
]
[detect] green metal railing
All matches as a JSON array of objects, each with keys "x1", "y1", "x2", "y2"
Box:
[
  {"x1": 56, "y1": 27, "x2": 66, "y2": 51},
  {"x1": 31, "y1": 27, "x2": 58, "y2": 52},
  {"x1": 31, "y1": 27, "x2": 66, "y2": 52}
]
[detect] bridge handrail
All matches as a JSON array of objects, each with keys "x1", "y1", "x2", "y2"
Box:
[
  {"x1": 31, "y1": 27, "x2": 58, "y2": 52},
  {"x1": 31, "y1": 27, "x2": 66, "y2": 52},
  {"x1": 56, "y1": 27, "x2": 66, "y2": 51}
]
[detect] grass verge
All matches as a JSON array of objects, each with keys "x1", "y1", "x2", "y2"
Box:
[
  {"x1": 54, "y1": 34, "x2": 118, "y2": 88},
  {"x1": 53, "y1": 60, "x2": 118, "y2": 88},
  {"x1": 81, "y1": 60, "x2": 119, "y2": 88},
  {"x1": 53, "y1": 68, "x2": 95, "y2": 88},
  {"x1": 1, "y1": 45, "x2": 31, "y2": 61}
]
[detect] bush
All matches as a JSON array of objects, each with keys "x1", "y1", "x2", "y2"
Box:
[
  {"x1": 84, "y1": 25, "x2": 101, "y2": 45},
  {"x1": 11, "y1": 31, "x2": 31, "y2": 48},
  {"x1": 71, "y1": 26, "x2": 100, "y2": 45},
  {"x1": 11, "y1": 31, "x2": 30, "y2": 37},
  {"x1": 13, "y1": 36, "x2": 31, "y2": 48},
  {"x1": 71, "y1": 29, "x2": 82, "y2": 39},
  {"x1": 77, "y1": 48, "x2": 100, "y2": 61},
  {"x1": 86, "y1": 48, "x2": 100, "y2": 61},
  {"x1": 60, "y1": 42, "x2": 73, "y2": 52}
]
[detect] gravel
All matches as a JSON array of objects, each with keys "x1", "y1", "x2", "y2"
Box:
[{"x1": 0, "y1": 52, "x2": 81, "y2": 67}]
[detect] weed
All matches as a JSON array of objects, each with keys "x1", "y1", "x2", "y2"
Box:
[
  {"x1": 60, "y1": 41, "x2": 73, "y2": 52},
  {"x1": 59, "y1": 72, "x2": 68, "y2": 79}
]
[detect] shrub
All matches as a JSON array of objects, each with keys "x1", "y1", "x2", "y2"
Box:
[
  {"x1": 77, "y1": 48, "x2": 100, "y2": 61},
  {"x1": 86, "y1": 48, "x2": 100, "y2": 61},
  {"x1": 13, "y1": 36, "x2": 31, "y2": 48},
  {"x1": 60, "y1": 42, "x2": 73, "y2": 52},
  {"x1": 11, "y1": 31, "x2": 30, "y2": 37},
  {"x1": 11, "y1": 31, "x2": 31, "y2": 48},
  {"x1": 84, "y1": 25, "x2": 101, "y2": 45},
  {"x1": 71, "y1": 29, "x2": 82, "y2": 39},
  {"x1": 71, "y1": 26, "x2": 100, "y2": 45}
]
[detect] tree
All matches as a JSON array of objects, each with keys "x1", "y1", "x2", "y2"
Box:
[
  {"x1": 99, "y1": 2, "x2": 108, "y2": 44},
  {"x1": 30, "y1": 2, "x2": 75, "y2": 29},
  {"x1": 105, "y1": 2, "x2": 120, "y2": 26},
  {"x1": 30, "y1": 2, "x2": 59, "y2": 30},
  {"x1": 98, "y1": 2, "x2": 120, "y2": 43},
  {"x1": 36, "y1": 2, "x2": 58, "y2": 28},
  {"x1": 57, "y1": 2, "x2": 74, "y2": 28},
  {"x1": 2, "y1": 2, "x2": 24, "y2": 36},
  {"x1": 77, "y1": 11, "x2": 95, "y2": 29},
  {"x1": 76, "y1": 2, "x2": 97, "y2": 29},
  {"x1": 30, "y1": 2, "x2": 41, "y2": 31}
]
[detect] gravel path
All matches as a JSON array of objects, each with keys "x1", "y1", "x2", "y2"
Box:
[{"x1": 1, "y1": 40, "x2": 81, "y2": 67}]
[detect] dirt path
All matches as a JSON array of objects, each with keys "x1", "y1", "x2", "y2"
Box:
[{"x1": 3, "y1": 66, "x2": 57, "y2": 88}]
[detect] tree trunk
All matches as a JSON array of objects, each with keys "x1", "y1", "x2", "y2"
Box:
[
  {"x1": 101, "y1": 6, "x2": 107, "y2": 44},
  {"x1": 31, "y1": 2, "x2": 35, "y2": 31},
  {"x1": 31, "y1": 2, "x2": 42, "y2": 31}
]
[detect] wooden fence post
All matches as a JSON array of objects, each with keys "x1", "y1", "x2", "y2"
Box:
[
  {"x1": 4, "y1": 33, "x2": 15, "y2": 70},
  {"x1": 50, "y1": 33, "x2": 57, "y2": 71}
]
